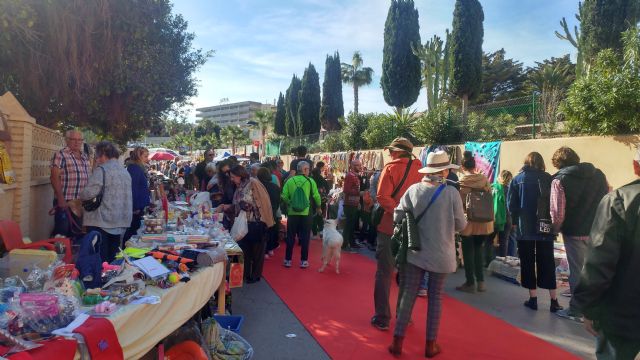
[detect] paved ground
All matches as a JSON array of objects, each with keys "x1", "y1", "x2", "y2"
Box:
[{"x1": 233, "y1": 244, "x2": 595, "y2": 360}]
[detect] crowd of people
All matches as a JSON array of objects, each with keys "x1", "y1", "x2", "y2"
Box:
[{"x1": 49, "y1": 130, "x2": 640, "y2": 359}]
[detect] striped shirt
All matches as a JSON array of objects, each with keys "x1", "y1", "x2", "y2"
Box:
[{"x1": 50, "y1": 147, "x2": 90, "y2": 201}]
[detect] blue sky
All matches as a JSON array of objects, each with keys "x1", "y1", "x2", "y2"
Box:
[{"x1": 171, "y1": 0, "x2": 579, "y2": 121}]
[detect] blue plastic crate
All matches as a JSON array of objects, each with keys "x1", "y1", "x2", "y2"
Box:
[{"x1": 213, "y1": 314, "x2": 244, "y2": 334}]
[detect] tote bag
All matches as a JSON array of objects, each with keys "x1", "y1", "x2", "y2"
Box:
[{"x1": 230, "y1": 210, "x2": 248, "y2": 241}]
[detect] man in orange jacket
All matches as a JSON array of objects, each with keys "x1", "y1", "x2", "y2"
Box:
[{"x1": 371, "y1": 137, "x2": 423, "y2": 331}]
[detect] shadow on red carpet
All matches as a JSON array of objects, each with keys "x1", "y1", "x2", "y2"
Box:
[{"x1": 263, "y1": 238, "x2": 578, "y2": 360}]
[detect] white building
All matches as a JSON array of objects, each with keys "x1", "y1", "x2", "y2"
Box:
[{"x1": 195, "y1": 101, "x2": 273, "y2": 128}]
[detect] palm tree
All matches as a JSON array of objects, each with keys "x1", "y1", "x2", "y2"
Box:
[
  {"x1": 249, "y1": 109, "x2": 274, "y2": 158},
  {"x1": 220, "y1": 125, "x2": 247, "y2": 154},
  {"x1": 341, "y1": 51, "x2": 374, "y2": 114}
]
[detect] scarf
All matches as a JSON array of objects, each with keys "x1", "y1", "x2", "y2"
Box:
[{"x1": 249, "y1": 178, "x2": 275, "y2": 228}]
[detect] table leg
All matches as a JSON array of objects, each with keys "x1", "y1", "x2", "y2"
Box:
[{"x1": 217, "y1": 261, "x2": 226, "y2": 314}]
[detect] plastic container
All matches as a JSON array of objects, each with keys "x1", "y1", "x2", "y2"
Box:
[{"x1": 213, "y1": 314, "x2": 244, "y2": 334}]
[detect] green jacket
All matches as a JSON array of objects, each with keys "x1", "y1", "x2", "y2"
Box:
[
  {"x1": 281, "y1": 175, "x2": 321, "y2": 216},
  {"x1": 492, "y1": 182, "x2": 507, "y2": 231}
]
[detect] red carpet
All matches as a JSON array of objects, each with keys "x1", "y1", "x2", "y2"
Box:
[{"x1": 262, "y1": 238, "x2": 578, "y2": 360}]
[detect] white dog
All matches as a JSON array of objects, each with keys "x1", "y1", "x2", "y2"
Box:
[{"x1": 318, "y1": 219, "x2": 343, "y2": 274}]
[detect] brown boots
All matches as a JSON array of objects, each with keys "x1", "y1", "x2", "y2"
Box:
[
  {"x1": 388, "y1": 336, "x2": 404, "y2": 357},
  {"x1": 425, "y1": 340, "x2": 441, "y2": 358}
]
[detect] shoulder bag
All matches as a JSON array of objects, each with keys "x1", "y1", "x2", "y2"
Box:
[
  {"x1": 82, "y1": 166, "x2": 105, "y2": 212},
  {"x1": 371, "y1": 160, "x2": 413, "y2": 227},
  {"x1": 392, "y1": 184, "x2": 446, "y2": 264}
]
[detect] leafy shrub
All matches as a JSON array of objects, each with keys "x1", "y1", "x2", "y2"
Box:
[
  {"x1": 563, "y1": 28, "x2": 640, "y2": 135},
  {"x1": 414, "y1": 106, "x2": 461, "y2": 145}
]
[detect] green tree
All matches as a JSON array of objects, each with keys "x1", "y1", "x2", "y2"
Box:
[
  {"x1": 298, "y1": 63, "x2": 321, "y2": 135},
  {"x1": 473, "y1": 49, "x2": 527, "y2": 104},
  {"x1": 364, "y1": 109, "x2": 417, "y2": 148},
  {"x1": 526, "y1": 55, "x2": 576, "y2": 92},
  {"x1": 580, "y1": 0, "x2": 640, "y2": 65},
  {"x1": 274, "y1": 92, "x2": 287, "y2": 135},
  {"x1": 249, "y1": 109, "x2": 274, "y2": 157},
  {"x1": 412, "y1": 31, "x2": 452, "y2": 110},
  {"x1": 0, "y1": 0, "x2": 211, "y2": 144},
  {"x1": 381, "y1": 0, "x2": 422, "y2": 110},
  {"x1": 342, "y1": 113, "x2": 370, "y2": 150},
  {"x1": 320, "y1": 52, "x2": 344, "y2": 131},
  {"x1": 220, "y1": 125, "x2": 247, "y2": 154},
  {"x1": 564, "y1": 27, "x2": 640, "y2": 135},
  {"x1": 341, "y1": 52, "x2": 374, "y2": 115},
  {"x1": 414, "y1": 105, "x2": 460, "y2": 145},
  {"x1": 284, "y1": 75, "x2": 302, "y2": 136},
  {"x1": 451, "y1": 0, "x2": 484, "y2": 115},
  {"x1": 194, "y1": 118, "x2": 221, "y2": 139}
]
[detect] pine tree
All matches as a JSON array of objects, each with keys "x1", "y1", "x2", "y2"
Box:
[
  {"x1": 298, "y1": 63, "x2": 322, "y2": 135},
  {"x1": 381, "y1": 0, "x2": 422, "y2": 111},
  {"x1": 320, "y1": 52, "x2": 344, "y2": 131},
  {"x1": 451, "y1": 0, "x2": 484, "y2": 115},
  {"x1": 284, "y1": 75, "x2": 302, "y2": 136},
  {"x1": 274, "y1": 92, "x2": 286, "y2": 135},
  {"x1": 581, "y1": 0, "x2": 640, "y2": 63}
]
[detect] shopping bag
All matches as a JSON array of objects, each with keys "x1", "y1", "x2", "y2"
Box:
[
  {"x1": 229, "y1": 262, "x2": 244, "y2": 288},
  {"x1": 230, "y1": 211, "x2": 248, "y2": 241}
]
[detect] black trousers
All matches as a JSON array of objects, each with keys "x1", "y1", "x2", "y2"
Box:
[
  {"x1": 238, "y1": 222, "x2": 267, "y2": 281},
  {"x1": 266, "y1": 219, "x2": 280, "y2": 252},
  {"x1": 123, "y1": 212, "x2": 143, "y2": 243},
  {"x1": 286, "y1": 215, "x2": 311, "y2": 261},
  {"x1": 518, "y1": 240, "x2": 557, "y2": 290}
]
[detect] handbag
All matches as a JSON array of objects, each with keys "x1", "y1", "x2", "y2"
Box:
[
  {"x1": 392, "y1": 184, "x2": 446, "y2": 264},
  {"x1": 372, "y1": 160, "x2": 413, "y2": 227},
  {"x1": 82, "y1": 166, "x2": 105, "y2": 212}
]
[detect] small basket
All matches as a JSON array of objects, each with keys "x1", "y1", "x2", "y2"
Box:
[{"x1": 213, "y1": 315, "x2": 244, "y2": 334}]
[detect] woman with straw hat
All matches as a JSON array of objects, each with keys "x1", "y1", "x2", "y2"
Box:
[{"x1": 388, "y1": 151, "x2": 467, "y2": 358}]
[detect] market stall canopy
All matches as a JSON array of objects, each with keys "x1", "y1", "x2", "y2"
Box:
[{"x1": 149, "y1": 148, "x2": 179, "y2": 156}]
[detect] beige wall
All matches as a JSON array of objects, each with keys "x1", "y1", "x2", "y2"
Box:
[
  {"x1": 295, "y1": 135, "x2": 639, "y2": 190},
  {"x1": 0, "y1": 92, "x2": 64, "y2": 241},
  {"x1": 499, "y1": 135, "x2": 639, "y2": 189}
]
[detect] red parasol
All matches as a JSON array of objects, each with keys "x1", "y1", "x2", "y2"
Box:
[{"x1": 149, "y1": 151, "x2": 176, "y2": 161}]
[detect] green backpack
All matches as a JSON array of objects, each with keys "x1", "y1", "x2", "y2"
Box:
[{"x1": 290, "y1": 177, "x2": 310, "y2": 212}]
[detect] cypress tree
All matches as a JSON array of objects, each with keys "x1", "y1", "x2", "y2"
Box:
[
  {"x1": 320, "y1": 52, "x2": 344, "y2": 131},
  {"x1": 274, "y1": 92, "x2": 286, "y2": 135},
  {"x1": 581, "y1": 0, "x2": 640, "y2": 63},
  {"x1": 298, "y1": 63, "x2": 322, "y2": 135},
  {"x1": 451, "y1": 0, "x2": 484, "y2": 114},
  {"x1": 381, "y1": 0, "x2": 422, "y2": 110},
  {"x1": 284, "y1": 74, "x2": 302, "y2": 136}
]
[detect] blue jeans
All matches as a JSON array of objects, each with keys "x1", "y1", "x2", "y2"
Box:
[
  {"x1": 419, "y1": 272, "x2": 430, "y2": 290},
  {"x1": 507, "y1": 230, "x2": 518, "y2": 257}
]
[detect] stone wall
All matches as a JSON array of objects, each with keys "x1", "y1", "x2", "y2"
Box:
[{"x1": 0, "y1": 92, "x2": 64, "y2": 240}]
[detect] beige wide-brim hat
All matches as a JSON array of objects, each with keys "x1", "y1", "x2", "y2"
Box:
[{"x1": 418, "y1": 150, "x2": 460, "y2": 174}]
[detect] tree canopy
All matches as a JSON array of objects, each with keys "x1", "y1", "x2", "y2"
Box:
[
  {"x1": 341, "y1": 52, "x2": 374, "y2": 115},
  {"x1": 274, "y1": 92, "x2": 287, "y2": 135},
  {"x1": 284, "y1": 75, "x2": 302, "y2": 136},
  {"x1": 473, "y1": 49, "x2": 527, "y2": 104},
  {"x1": 580, "y1": 0, "x2": 640, "y2": 64},
  {"x1": 320, "y1": 52, "x2": 344, "y2": 131},
  {"x1": 451, "y1": 0, "x2": 484, "y2": 110},
  {"x1": 298, "y1": 63, "x2": 322, "y2": 135},
  {"x1": 381, "y1": 0, "x2": 422, "y2": 110},
  {"x1": 0, "y1": 0, "x2": 210, "y2": 144}
]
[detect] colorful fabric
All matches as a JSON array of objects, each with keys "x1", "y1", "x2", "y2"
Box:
[
  {"x1": 419, "y1": 145, "x2": 462, "y2": 168},
  {"x1": 464, "y1": 141, "x2": 501, "y2": 183},
  {"x1": 50, "y1": 147, "x2": 90, "y2": 201}
]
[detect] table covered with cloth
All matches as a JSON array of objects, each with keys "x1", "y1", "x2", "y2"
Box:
[{"x1": 82, "y1": 262, "x2": 225, "y2": 359}]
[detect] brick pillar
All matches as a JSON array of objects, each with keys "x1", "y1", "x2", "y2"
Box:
[{"x1": 0, "y1": 92, "x2": 35, "y2": 236}]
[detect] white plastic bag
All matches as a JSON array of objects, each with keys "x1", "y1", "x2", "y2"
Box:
[
  {"x1": 190, "y1": 192, "x2": 212, "y2": 210},
  {"x1": 230, "y1": 211, "x2": 248, "y2": 241}
]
